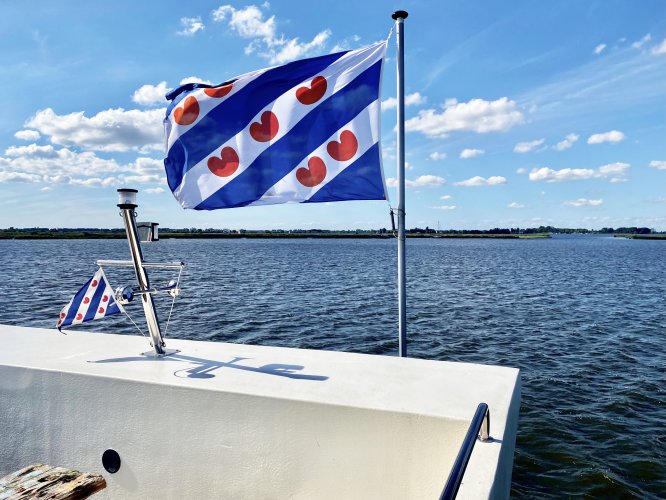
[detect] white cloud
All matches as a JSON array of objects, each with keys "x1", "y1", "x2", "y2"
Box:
[
  {"x1": 594, "y1": 43, "x2": 606, "y2": 55},
  {"x1": 0, "y1": 143, "x2": 165, "y2": 188},
  {"x1": 428, "y1": 152, "x2": 447, "y2": 161},
  {"x1": 631, "y1": 33, "x2": 651, "y2": 50},
  {"x1": 145, "y1": 187, "x2": 166, "y2": 194},
  {"x1": 0, "y1": 171, "x2": 42, "y2": 183},
  {"x1": 381, "y1": 92, "x2": 426, "y2": 111},
  {"x1": 330, "y1": 34, "x2": 361, "y2": 53},
  {"x1": 587, "y1": 130, "x2": 625, "y2": 144},
  {"x1": 131, "y1": 81, "x2": 170, "y2": 106},
  {"x1": 649, "y1": 160, "x2": 666, "y2": 170},
  {"x1": 25, "y1": 107, "x2": 165, "y2": 152},
  {"x1": 212, "y1": 4, "x2": 330, "y2": 64},
  {"x1": 564, "y1": 198, "x2": 603, "y2": 207},
  {"x1": 460, "y1": 148, "x2": 484, "y2": 159},
  {"x1": 386, "y1": 174, "x2": 446, "y2": 188},
  {"x1": 177, "y1": 17, "x2": 205, "y2": 36},
  {"x1": 212, "y1": 5, "x2": 275, "y2": 38},
  {"x1": 179, "y1": 76, "x2": 213, "y2": 86},
  {"x1": 516, "y1": 167, "x2": 527, "y2": 174},
  {"x1": 553, "y1": 133, "x2": 579, "y2": 151},
  {"x1": 14, "y1": 129, "x2": 40, "y2": 141},
  {"x1": 514, "y1": 138, "x2": 545, "y2": 153},
  {"x1": 652, "y1": 38, "x2": 666, "y2": 55},
  {"x1": 508, "y1": 202, "x2": 525, "y2": 209},
  {"x1": 266, "y1": 30, "x2": 332, "y2": 64},
  {"x1": 528, "y1": 162, "x2": 630, "y2": 183},
  {"x1": 405, "y1": 97, "x2": 524, "y2": 138},
  {"x1": 440, "y1": 195, "x2": 452, "y2": 200},
  {"x1": 454, "y1": 175, "x2": 507, "y2": 187},
  {"x1": 433, "y1": 205, "x2": 456, "y2": 210}
]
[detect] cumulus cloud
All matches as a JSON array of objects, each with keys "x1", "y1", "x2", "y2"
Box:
[
  {"x1": 507, "y1": 202, "x2": 525, "y2": 208},
  {"x1": 594, "y1": 43, "x2": 606, "y2": 55},
  {"x1": 516, "y1": 167, "x2": 527, "y2": 174},
  {"x1": 0, "y1": 171, "x2": 42, "y2": 183},
  {"x1": 0, "y1": 143, "x2": 165, "y2": 188},
  {"x1": 514, "y1": 138, "x2": 545, "y2": 153},
  {"x1": 433, "y1": 205, "x2": 456, "y2": 210},
  {"x1": 587, "y1": 130, "x2": 625, "y2": 144},
  {"x1": 652, "y1": 38, "x2": 666, "y2": 55},
  {"x1": 564, "y1": 198, "x2": 603, "y2": 207},
  {"x1": 460, "y1": 148, "x2": 484, "y2": 159},
  {"x1": 649, "y1": 160, "x2": 666, "y2": 170},
  {"x1": 145, "y1": 187, "x2": 166, "y2": 194},
  {"x1": 177, "y1": 17, "x2": 205, "y2": 36},
  {"x1": 381, "y1": 92, "x2": 426, "y2": 111},
  {"x1": 440, "y1": 194, "x2": 452, "y2": 200},
  {"x1": 454, "y1": 175, "x2": 507, "y2": 187},
  {"x1": 212, "y1": 4, "x2": 330, "y2": 64},
  {"x1": 14, "y1": 129, "x2": 40, "y2": 141},
  {"x1": 405, "y1": 97, "x2": 524, "y2": 138},
  {"x1": 25, "y1": 107, "x2": 165, "y2": 152},
  {"x1": 429, "y1": 152, "x2": 447, "y2": 161},
  {"x1": 131, "y1": 81, "x2": 170, "y2": 106},
  {"x1": 553, "y1": 133, "x2": 579, "y2": 151},
  {"x1": 528, "y1": 162, "x2": 630, "y2": 183},
  {"x1": 386, "y1": 174, "x2": 446, "y2": 188},
  {"x1": 179, "y1": 76, "x2": 213, "y2": 86},
  {"x1": 631, "y1": 33, "x2": 651, "y2": 50}
]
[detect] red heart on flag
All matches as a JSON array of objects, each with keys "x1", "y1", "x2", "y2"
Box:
[
  {"x1": 91, "y1": 280, "x2": 98, "y2": 287},
  {"x1": 60, "y1": 312, "x2": 65, "y2": 318},
  {"x1": 83, "y1": 297, "x2": 90, "y2": 304},
  {"x1": 250, "y1": 111, "x2": 279, "y2": 142},
  {"x1": 208, "y1": 147, "x2": 240, "y2": 177},
  {"x1": 296, "y1": 76, "x2": 327, "y2": 105},
  {"x1": 296, "y1": 156, "x2": 327, "y2": 187},
  {"x1": 327, "y1": 130, "x2": 358, "y2": 162},
  {"x1": 98, "y1": 307, "x2": 105, "y2": 314},
  {"x1": 204, "y1": 83, "x2": 233, "y2": 98},
  {"x1": 102, "y1": 295, "x2": 109, "y2": 302},
  {"x1": 76, "y1": 313, "x2": 83, "y2": 320},
  {"x1": 174, "y1": 96, "x2": 200, "y2": 126}
]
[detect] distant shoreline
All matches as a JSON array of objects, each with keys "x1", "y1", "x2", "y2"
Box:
[
  {"x1": 2, "y1": 231, "x2": 663, "y2": 241},
  {"x1": 0, "y1": 231, "x2": 550, "y2": 240}
]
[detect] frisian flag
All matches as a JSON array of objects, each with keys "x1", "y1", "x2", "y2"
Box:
[
  {"x1": 57, "y1": 267, "x2": 123, "y2": 331},
  {"x1": 163, "y1": 42, "x2": 387, "y2": 210}
]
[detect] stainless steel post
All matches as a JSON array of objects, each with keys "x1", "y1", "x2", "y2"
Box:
[
  {"x1": 117, "y1": 189, "x2": 166, "y2": 355},
  {"x1": 392, "y1": 10, "x2": 408, "y2": 357}
]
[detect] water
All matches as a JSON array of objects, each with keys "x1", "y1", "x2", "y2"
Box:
[{"x1": 0, "y1": 236, "x2": 664, "y2": 498}]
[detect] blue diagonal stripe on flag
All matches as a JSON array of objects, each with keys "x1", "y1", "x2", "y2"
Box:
[
  {"x1": 57, "y1": 267, "x2": 123, "y2": 331},
  {"x1": 164, "y1": 41, "x2": 388, "y2": 210}
]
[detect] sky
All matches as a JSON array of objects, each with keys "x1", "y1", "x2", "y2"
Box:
[{"x1": 1, "y1": 0, "x2": 664, "y2": 230}]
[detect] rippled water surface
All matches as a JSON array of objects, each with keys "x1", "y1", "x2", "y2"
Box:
[{"x1": 0, "y1": 236, "x2": 664, "y2": 498}]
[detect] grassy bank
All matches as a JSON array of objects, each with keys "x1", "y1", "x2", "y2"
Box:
[{"x1": 614, "y1": 234, "x2": 666, "y2": 240}]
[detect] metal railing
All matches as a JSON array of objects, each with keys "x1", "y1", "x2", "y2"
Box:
[{"x1": 439, "y1": 403, "x2": 491, "y2": 500}]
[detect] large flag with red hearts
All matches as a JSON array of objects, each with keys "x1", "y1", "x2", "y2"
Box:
[
  {"x1": 57, "y1": 267, "x2": 123, "y2": 331},
  {"x1": 163, "y1": 42, "x2": 387, "y2": 210}
]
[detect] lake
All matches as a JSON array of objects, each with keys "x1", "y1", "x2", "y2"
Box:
[{"x1": 0, "y1": 236, "x2": 664, "y2": 498}]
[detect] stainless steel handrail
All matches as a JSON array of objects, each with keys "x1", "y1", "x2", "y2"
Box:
[
  {"x1": 97, "y1": 259, "x2": 185, "y2": 269},
  {"x1": 439, "y1": 403, "x2": 491, "y2": 500}
]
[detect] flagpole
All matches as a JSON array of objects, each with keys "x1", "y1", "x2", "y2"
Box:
[{"x1": 392, "y1": 10, "x2": 408, "y2": 357}]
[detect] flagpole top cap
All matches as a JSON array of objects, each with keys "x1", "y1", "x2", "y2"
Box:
[
  {"x1": 392, "y1": 10, "x2": 408, "y2": 20},
  {"x1": 117, "y1": 188, "x2": 138, "y2": 209}
]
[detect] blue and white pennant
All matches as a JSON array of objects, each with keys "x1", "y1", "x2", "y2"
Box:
[
  {"x1": 57, "y1": 267, "x2": 123, "y2": 331},
  {"x1": 164, "y1": 42, "x2": 387, "y2": 210}
]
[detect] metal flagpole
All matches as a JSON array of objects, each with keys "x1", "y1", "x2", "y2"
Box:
[{"x1": 392, "y1": 10, "x2": 408, "y2": 357}]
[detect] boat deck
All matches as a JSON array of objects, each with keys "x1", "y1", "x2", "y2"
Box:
[{"x1": 0, "y1": 325, "x2": 520, "y2": 499}]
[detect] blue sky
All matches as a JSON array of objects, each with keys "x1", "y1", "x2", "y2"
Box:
[{"x1": 1, "y1": 0, "x2": 664, "y2": 230}]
